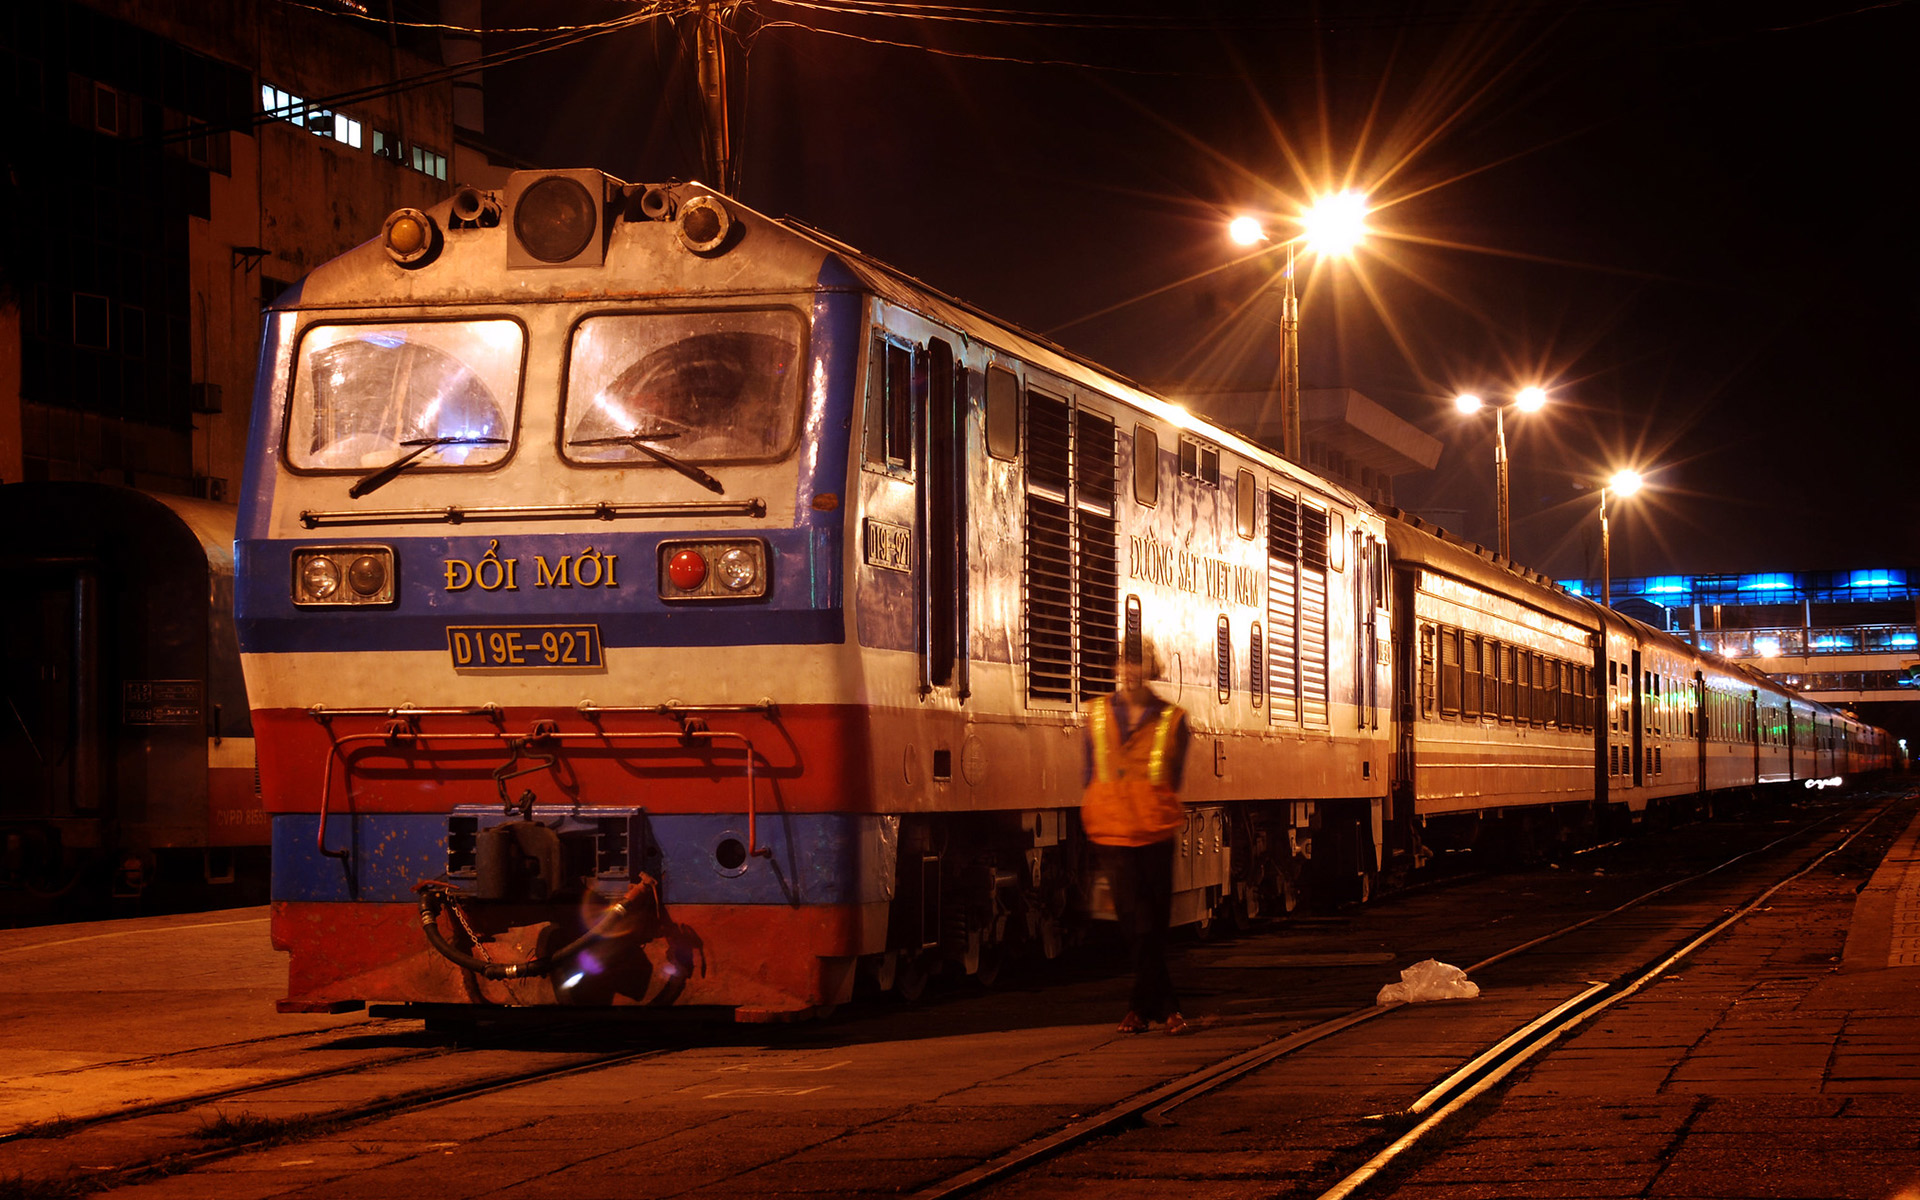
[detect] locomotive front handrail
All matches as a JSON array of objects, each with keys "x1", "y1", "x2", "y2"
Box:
[
  {"x1": 309, "y1": 704, "x2": 503, "y2": 722},
  {"x1": 297, "y1": 499, "x2": 767, "y2": 528},
  {"x1": 313, "y1": 723, "x2": 775, "y2": 867}
]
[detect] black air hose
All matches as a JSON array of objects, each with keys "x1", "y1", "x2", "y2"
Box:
[{"x1": 414, "y1": 878, "x2": 660, "y2": 980}]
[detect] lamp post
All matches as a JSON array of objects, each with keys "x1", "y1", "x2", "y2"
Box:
[
  {"x1": 1228, "y1": 192, "x2": 1368, "y2": 463},
  {"x1": 1599, "y1": 468, "x2": 1644, "y2": 609},
  {"x1": 1453, "y1": 386, "x2": 1547, "y2": 562}
]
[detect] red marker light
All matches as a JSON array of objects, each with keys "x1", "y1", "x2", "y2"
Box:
[{"x1": 668, "y1": 549, "x2": 707, "y2": 590}]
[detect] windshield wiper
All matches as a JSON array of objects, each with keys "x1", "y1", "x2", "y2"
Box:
[
  {"x1": 349, "y1": 436, "x2": 508, "y2": 498},
  {"x1": 569, "y1": 429, "x2": 725, "y2": 495}
]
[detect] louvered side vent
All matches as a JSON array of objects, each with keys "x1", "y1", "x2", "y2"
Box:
[
  {"x1": 1250, "y1": 622, "x2": 1264, "y2": 707},
  {"x1": 1025, "y1": 393, "x2": 1076, "y2": 701},
  {"x1": 1216, "y1": 616, "x2": 1232, "y2": 702},
  {"x1": 1299, "y1": 504, "x2": 1331, "y2": 726},
  {"x1": 1074, "y1": 410, "x2": 1119, "y2": 701},
  {"x1": 1267, "y1": 491, "x2": 1300, "y2": 724}
]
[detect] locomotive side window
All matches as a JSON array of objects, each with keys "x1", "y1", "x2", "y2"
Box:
[
  {"x1": 986, "y1": 364, "x2": 1020, "y2": 460},
  {"x1": 1234, "y1": 469, "x2": 1255, "y2": 538},
  {"x1": 1179, "y1": 439, "x2": 1219, "y2": 486},
  {"x1": 1134, "y1": 425, "x2": 1159, "y2": 506},
  {"x1": 288, "y1": 320, "x2": 523, "y2": 470},
  {"x1": 858, "y1": 334, "x2": 916, "y2": 472},
  {"x1": 565, "y1": 308, "x2": 804, "y2": 464}
]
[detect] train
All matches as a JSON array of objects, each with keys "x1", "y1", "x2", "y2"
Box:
[
  {"x1": 1, "y1": 482, "x2": 266, "y2": 920},
  {"x1": 235, "y1": 170, "x2": 1897, "y2": 1019}
]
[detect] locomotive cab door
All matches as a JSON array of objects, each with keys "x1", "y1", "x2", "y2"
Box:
[{"x1": 918, "y1": 336, "x2": 968, "y2": 697}]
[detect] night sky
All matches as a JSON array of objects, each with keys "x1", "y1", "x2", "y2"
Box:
[{"x1": 482, "y1": 0, "x2": 1917, "y2": 582}]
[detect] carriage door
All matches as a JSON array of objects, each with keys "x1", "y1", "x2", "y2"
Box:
[
  {"x1": 0, "y1": 563, "x2": 103, "y2": 821},
  {"x1": 918, "y1": 337, "x2": 967, "y2": 696},
  {"x1": 1630, "y1": 649, "x2": 1644, "y2": 786},
  {"x1": 1354, "y1": 531, "x2": 1383, "y2": 730}
]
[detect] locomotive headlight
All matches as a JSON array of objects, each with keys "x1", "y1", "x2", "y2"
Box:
[
  {"x1": 716, "y1": 547, "x2": 757, "y2": 591},
  {"x1": 293, "y1": 546, "x2": 396, "y2": 606},
  {"x1": 348, "y1": 554, "x2": 388, "y2": 597},
  {"x1": 658, "y1": 539, "x2": 767, "y2": 600},
  {"x1": 301, "y1": 556, "x2": 341, "y2": 601}
]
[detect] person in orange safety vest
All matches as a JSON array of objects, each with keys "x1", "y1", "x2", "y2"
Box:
[{"x1": 1082, "y1": 637, "x2": 1191, "y2": 1034}]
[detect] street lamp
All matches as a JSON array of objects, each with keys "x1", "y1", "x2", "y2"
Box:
[
  {"x1": 1599, "y1": 468, "x2": 1644, "y2": 610},
  {"x1": 1227, "y1": 191, "x2": 1370, "y2": 462},
  {"x1": 1452, "y1": 387, "x2": 1550, "y2": 562}
]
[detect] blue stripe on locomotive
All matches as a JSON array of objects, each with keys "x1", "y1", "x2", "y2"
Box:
[
  {"x1": 235, "y1": 527, "x2": 840, "y2": 653},
  {"x1": 236, "y1": 278, "x2": 868, "y2": 654},
  {"x1": 271, "y1": 811, "x2": 896, "y2": 906}
]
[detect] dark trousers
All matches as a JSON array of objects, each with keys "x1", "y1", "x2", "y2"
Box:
[{"x1": 1100, "y1": 840, "x2": 1179, "y2": 1020}]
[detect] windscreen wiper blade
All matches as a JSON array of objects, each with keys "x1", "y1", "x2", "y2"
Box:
[
  {"x1": 348, "y1": 436, "x2": 507, "y2": 498},
  {"x1": 569, "y1": 430, "x2": 725, "y2": 495}
]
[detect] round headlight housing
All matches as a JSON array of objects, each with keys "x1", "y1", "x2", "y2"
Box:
[
  {"x1": 347, "y1": 555, "x2": 388, "y2": 597},
  {"x1": 716, "y1": 547, "x2": 758, "y2": 591},
  {"x1": 302, "y1": 556, "x2": 341, "y2": 600}
]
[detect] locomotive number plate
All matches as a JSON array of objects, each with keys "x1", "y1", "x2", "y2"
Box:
[{"x1": 448, "y1": 624, "x2": 604, "y2": 670}]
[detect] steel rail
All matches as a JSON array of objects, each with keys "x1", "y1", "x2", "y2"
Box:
[
  {"x1": 1311, "y1": 798, "x2": 1905, "y2": 1200},
  {"x1": 0, "y1": 1044, "x2": 457, "y2": 1145},
  {"x1": 54, "y1": 1042, "x2": 684, "y2": 1196},
  {"x1": 909, "y1": 795, "x2": 1895, "y2": 1200}
]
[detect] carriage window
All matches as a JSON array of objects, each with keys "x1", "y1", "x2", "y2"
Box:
[
  {"x1": 563, "y1": 308, "x2": 805, "y2": 465},
  {"x1": 1439, "y1": 626, "x2": 1461, "y2": 716},
  {"x1": 288, "y1": 320, "x2": 524, "y2": 470},
  {"x1": 987, "y1": 365, "x2": 1020, "y2": 460},
  {"x1": 1462, "y1": 634, "x2": 1482, "y2": 719}
]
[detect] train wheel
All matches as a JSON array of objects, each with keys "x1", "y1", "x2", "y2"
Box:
[{"x1": 892, "y1": 951, "x2": 934, "y2": 1003}]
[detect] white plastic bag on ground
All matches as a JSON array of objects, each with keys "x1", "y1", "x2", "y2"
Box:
[{"x1": 1376, "y1": 958, "x2": 1481, "y2": 1005}]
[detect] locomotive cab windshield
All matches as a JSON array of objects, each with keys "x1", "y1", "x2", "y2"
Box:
[{"x1": 288, "y1": 320, "x2": 524, "y2": 473}]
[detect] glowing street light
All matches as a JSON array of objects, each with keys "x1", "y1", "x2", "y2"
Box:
[
  {"x1": 1599, "y1": 469, "x2": 1647, "y2": 610},
  {"x1": 1227, "y1": 191, "x2": 1371, "y2": 462},
  {"x1": 1453, "y1": 387, "x2": 1551, "y2": 562},
  {"x1": 1301, "y1": 190, "x2": 1370, "y2": 257}
]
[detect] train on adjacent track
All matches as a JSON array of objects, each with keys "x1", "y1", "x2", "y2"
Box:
[
  {"x1": 1, "y1": 483, "x2": 266, "y2": 920},
  {"x1": 236, "y1": 170, "x2": 1897, "y2": 1019}
]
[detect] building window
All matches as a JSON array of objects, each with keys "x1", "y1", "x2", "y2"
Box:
[
  {"x1": 411, "y1": 145, "x2": 448, "y2": 180},
  {"x1": 372, "y1": 129, "x2": 405, "y2": 163},
  {"x1": 263, "y1": 82, "x2": 362, "y2": 148}
]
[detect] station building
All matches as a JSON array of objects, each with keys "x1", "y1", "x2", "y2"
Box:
[{"x1": 0, "y1": 0, "x2": 503, "y2": 499}]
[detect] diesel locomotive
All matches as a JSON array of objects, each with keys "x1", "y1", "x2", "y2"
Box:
[{"x1": 237, "y1": 170, "x2": 1893, "y2": 1019}]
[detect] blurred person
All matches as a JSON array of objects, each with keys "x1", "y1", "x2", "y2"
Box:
[{"x1": 1081, "y1": 638, "x2": 1192, "y2": 1034}]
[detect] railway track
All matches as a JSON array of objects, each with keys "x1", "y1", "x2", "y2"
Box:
[
  {"x1": 915, "y1": 788, "x2": 1914, "y2": 1199},
  {"x1": 2, "y1": 789, "x2": 1905, "y2": 1200}
]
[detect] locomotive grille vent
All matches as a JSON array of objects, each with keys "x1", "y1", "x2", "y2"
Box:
[{"x1": 1022, "y1": 393, "x2": 1117, "y2": 703}]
